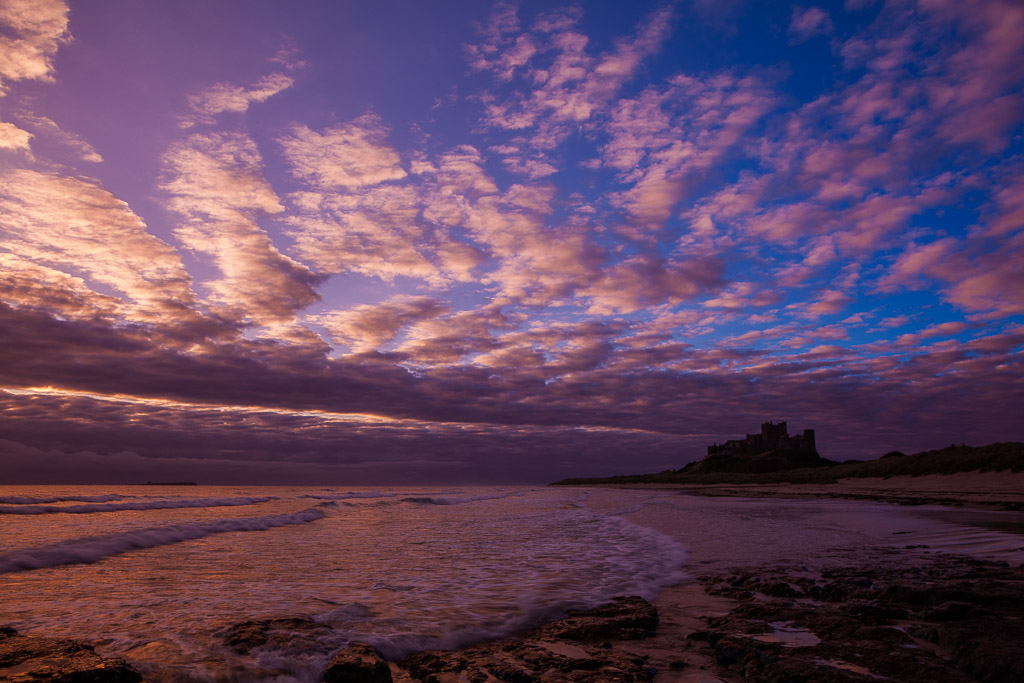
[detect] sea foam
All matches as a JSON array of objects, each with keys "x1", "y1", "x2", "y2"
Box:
[
  {"x1": 0, "y1": 504, "x2": 333, "y2": 574},
  {"x1": 301, "y1": 491, "x2": 402, "y2": 500},
  {"x1": 0, "y1": 496, "x2": 275, "y2": 515},
  {"x1": 0, "y1": 494, "x2": 126, "y2": 504},
  {"x1": 398, "y1": 490, "x2": 529, "y2": 506}
]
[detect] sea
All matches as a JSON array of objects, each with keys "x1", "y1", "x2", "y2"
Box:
[
  {"x1": 0, "y1": 485, "x2": 688, "y2": 681},
  {"x1": 3, "y1": 484, "x2": 1023, "y2": 682}
]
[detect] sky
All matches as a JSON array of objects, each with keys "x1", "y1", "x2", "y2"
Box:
[{"x1": 0, "y1": 0, "x2": 1022, "y2": 485}]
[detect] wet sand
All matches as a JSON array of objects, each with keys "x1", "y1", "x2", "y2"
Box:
[
  {"x1": 581, "y1": 472, "x2": 1024, "y2": 682},
  {"x1": 608, "y1": 470, "x2": 1024, "y2": 510},
  {"x1": 385, "y1": 477, "x2": 1024, "y2": 681}
]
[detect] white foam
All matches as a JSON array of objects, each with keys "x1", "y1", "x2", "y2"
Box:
[
  {"x1": 0, "y1": 494, "x2": 126, "y2": 504},
  {"x1": 398, "y1": 490, "x2": 530, "y2": 506},
  {"x1": 329, "y1": 505, "x2": 689, "y2": 660},
  {"x1": 0, "y1": 496, "x2": 275, "y2": 515},
  {"x1": 0, "y1": 504, "x2": 333, "y2": 574},
  {"x1": 302, "y1": 491, "x2": 402, "y2": 500}
]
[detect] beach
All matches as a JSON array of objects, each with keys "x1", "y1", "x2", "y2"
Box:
[
  {"x1": 2, "y1": 477, "x2": 1023, "y2": 681},
  {"x1": 576, "y1": 474, "x2": 1024, "y2": 682}
]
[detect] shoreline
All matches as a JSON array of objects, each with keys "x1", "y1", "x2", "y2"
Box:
[
  {"x1": 7, "y1": 549, "x2": 1023, "y2": 682},
  {"x1": 574, "y1": 470, "x2": 1024, "y2": 511},
  {"x1": 4, "y1": 478, "x2": 1024, "y2": 681}
]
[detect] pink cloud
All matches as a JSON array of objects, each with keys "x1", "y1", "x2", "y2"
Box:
[
  {"x1": 0, "y1": 0, "x2": 69, "y2": 93},
  {"x1": 184, "y1": 72, "x2": 294, "y2": 128},
  {"x1": 789, "y1": 7, "x2": 834, "y2": 43},
  {"x1": 279, "y1": 115, "x2": 407, "y2": 190},
  {"x1": 475, "y1": 4, "x2": 675, "y2": 151},
  {"x1": 0, "y1": 120, "x2": 31, "y2": 151},
  {"x1": 312, "y1": 296, "x2": 449, "y2": 353},
  {"x1": 0, "y1": 169, "x2": 196, "y2": 314},
  {"x1": 605, "y1": 73, "x2": 776, "y2": 231},
  {"x1": 162, "y1": 132, "x2": 322, "y2": 324}
]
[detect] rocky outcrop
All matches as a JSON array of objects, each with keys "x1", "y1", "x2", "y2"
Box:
[
  {"x1": 0, "y1": 626, "x2": 142, "y2": 682},
  {"x1": 225, "y1": 616, "x2": 334, "y2": 654},
  {"x1": 323, "y1": 641, "x2": 392, "y2": 682},
  {"x1": 396, "y1": 596, "x2": 658, "y2": 682},
  {"x1": 690, "y1": 554, "x2": 1024, "y2": 682}
]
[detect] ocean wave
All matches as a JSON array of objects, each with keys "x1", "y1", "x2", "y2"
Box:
[
  {"x1": 330, "y1": 505, "x2": 688, "y2": 660},
  {"x1": 0, "y1": 496, "x2": 275, "y2": 515},
  {"x1": 398, "y1": 490, "x2": 530, "y2": 506},
  {"x1": 301, "y1": 491, "x2": 401, "y2": 501},
  {"x1": 0, "y1": 494, "x2": 126, "y2": 504},
  {"x1": 0, "y1": 504, "x2": 334, "y2": 574}
]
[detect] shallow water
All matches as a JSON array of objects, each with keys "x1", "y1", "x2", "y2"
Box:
[
  {"x1": 2, "y1": 484, "x2": 1022, "y2": 682},
  {"x1": 0, "y1": 485, "x2": 686, "y2": 681},
  {"x1": 581, "y1": 487, "x2": 1024, "y2": 569}
]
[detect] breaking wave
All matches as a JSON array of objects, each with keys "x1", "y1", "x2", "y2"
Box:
[
  {"x1": 302, "y1": 491, "x2": 402, "y2": 501},
  {"x1": 349, "y1": 507, "x2": 688, "y2": 660},
  {"x1": 399, "y1": 491, "x2": 530, "y2": 506},
  {"x1": 0, "y1": 494, "x2": 126, "y2": 504},
  {"x1": 0, "y1": 496, "x2": 275, "y2": 515},
  {"x1": 0, "y1": 504, "x2": 334, "y2": 574}
]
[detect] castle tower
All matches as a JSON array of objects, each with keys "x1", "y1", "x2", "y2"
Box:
[{"x1": 761, "y1": 421, "x2": 788, "y2": 443}]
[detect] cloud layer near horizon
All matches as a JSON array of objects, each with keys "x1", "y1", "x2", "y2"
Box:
[{"x1": 1, "y1": 0, "x2": 1022, "y2": 483}]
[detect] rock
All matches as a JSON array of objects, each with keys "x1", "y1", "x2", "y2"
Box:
[
  {"x1": 397, "y1": 597, "x2": 659, "y2": 682},
  {"x1": 324, "y1": 641, "x2": 393, "y2": 683},
  {"x1": 535, "y1": 596, "x2": 658, "y2": 642},
  {"x1": 689, "y1": 554, "x2": 1024, "y2": 683},
  {"x1": 0, "y1": 627, "x2": 142, "y2": 682},
  {"x1": 224, "y1": 616, "x2": 332, "y2": 654},
  {"x1": 920, "y1": 600, "x2": 977, "y2": 621},
  {"x1": 910, "y1": 621, "x2": 1024, "y2": 683}
]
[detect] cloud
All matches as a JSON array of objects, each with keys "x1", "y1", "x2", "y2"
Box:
[
  {"x1": 581, "y1": 255, "x2": 725, "y2": 315},
  {"x1": 789, "y1": 7, "x2": 834, "y2": 43},
  {"x1": 285, "y1": 183, "x2": 447, "y2": 284},
  {"x1": 895, "y1": 321, "x2": 968, "y2": 346},
  {"x1": 279, "y1": 115, "x2": 407, "y2": 189},
  {"x1": 312, "y1": 296, "x2": 449, "y2": 352},
  {"x1": 0, "y1": 0, "x2": 69, "y2": 93},
  {"x1": 184, "y1": 72, "x2": 295, "y2": 127},
  {"x1": 603, "y1": 73, "x2": 777, "y2": 231},
  {"x1": 0, "y1": 252, "x2": 121, "y2": 320},
  {"x1": 16, "y1": 113, "x2": 103, "y2": 161},
  {"x1": 465, "y1": 0, "x2": 537, "y2": 81},
  {"x1": 476, "y1": 4, "x2": 675, "y2": 149},
  {"x1": 0, "y1": 169, "x2": 196, "y2": 315},
  {"x1": 162, "y1": 132, "x2": 322, "y2": 323},
  {"x1": 395, "y1": 306, "x2": 508, "y2": 364},
  {"x1": 880, "y1": 219, "x2": 1024, "y2": 319},
  {"x1": 2, "y1": 0, "x2": 1023, "y2": 483},
  {"x1": 0, "y1": 120, "x2": 31, "y2": 151}
]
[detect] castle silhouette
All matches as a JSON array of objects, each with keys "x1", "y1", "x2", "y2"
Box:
[{"x1": 707, "y1": 421, "x2": 816, "y2": 457}]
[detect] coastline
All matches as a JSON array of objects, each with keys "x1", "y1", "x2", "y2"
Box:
[
  {"x1": 4, "y1": 475, "x2": 1024, "y2": 681},
  {"x1": 394, "y1": 473, "x2": 1024, "y2": 682},
  {"x1": 584, "y1": 470, "x2": 1024, "y2": 511},
  {"x1": 580, "y1": 471, "x2": 1024, "y2": 682}
]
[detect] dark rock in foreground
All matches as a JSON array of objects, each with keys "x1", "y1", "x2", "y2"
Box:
[
  {"x1": 534, "y1": 596, "x2": 658, "y2": 643},
  {"x1": 0, "y1": 626, "x2": 142, "y2": 682},
  {"x1": 396, "y1": 596, "x2": 658, "y2": 682},
  {"x1": 691, "y1": 553, "x2": 1024, "y2": 682},
  {"x1": 225, "y1": 616, "x2": 333, "y2": 654},
  {"x1": 324, "y1": 641, "x2": 392, "y2": 682}
]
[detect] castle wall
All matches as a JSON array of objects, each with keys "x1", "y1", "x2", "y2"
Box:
[{"x1": 707, "y1": 422, "x2": 816, "y2": 457}]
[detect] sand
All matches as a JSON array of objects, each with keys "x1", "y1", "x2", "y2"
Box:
[
  {"x1": 605, "y1": 470, "x2": 1024, "y2": 510},
  {"x1": 580, "y1": 471, "x2": 1024, "y2": 682}
]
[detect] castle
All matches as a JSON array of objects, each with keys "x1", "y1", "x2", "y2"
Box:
[{"x1": 707, "y1": 421, "x2": 816, "y2": 457}]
